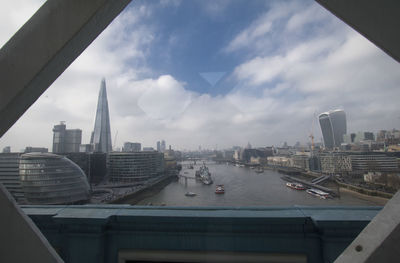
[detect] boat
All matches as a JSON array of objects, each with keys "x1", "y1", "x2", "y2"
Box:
[
  {"x1": 185, "y1": 192, "x2": 197, "y2": 197},
  {"x1": 306, "y1": 188, "x2": 330, "y2": 199},
  {"x1": 195, "y1": 163, "x2": 213, "y2": 185},
  {"x1": 255, "y1": 167, "x2": 264, "y2": 173},
  {"x1": 286, "y1": 182, "x2": 305, "y2": 190},
  {"x1": 215, "y1": 184, "x2": 225, "y2": 194}
]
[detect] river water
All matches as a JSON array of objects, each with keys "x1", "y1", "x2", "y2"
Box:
[{"x1": 135, "y1": 161, "x2": 384, "y2": 207}]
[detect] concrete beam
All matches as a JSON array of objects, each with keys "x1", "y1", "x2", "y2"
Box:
[
  {"x1": 316, "y1": 0, "x2": 400, "y2": 63},
  {"x1": 0, "y1": 0, "x2": 131, "y2": 138},
  {"x1": 0, "y1": 184, "x2": 63, "y2": 262},
  {"x1": 334, "y1": 191, "x2": 400, "y2": 262}
]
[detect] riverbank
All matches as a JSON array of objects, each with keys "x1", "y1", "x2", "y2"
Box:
[
  {"x1": 110, "y1": 175, "x2": 176, "y2": 204},
  {"x1": 339, "y1": 187, "x2": 388, "y2": 206}
]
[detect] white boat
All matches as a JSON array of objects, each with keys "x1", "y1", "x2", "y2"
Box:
[
  {"x1": 306, "y1": 188, "x2": 330, "y2": 199},
  {"x1": 185, "y1": 192, "x2": 197, "y2": 197}
]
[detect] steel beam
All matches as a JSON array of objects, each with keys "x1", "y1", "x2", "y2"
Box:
[
  {"x1": 0, "y1": 0, "x2": 131, "y2": 138},
  {"x1": 316, "y1": 0, "x2": 400, "y2": 63}
]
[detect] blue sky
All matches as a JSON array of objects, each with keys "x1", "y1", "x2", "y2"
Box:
[{"x1": 1, "y1": 0, "x2": 400, "y2": 151}]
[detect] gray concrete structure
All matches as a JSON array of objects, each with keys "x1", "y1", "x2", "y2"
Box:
[
  {"x1": 0, "y1": 0, "x2": 131, "y2": 138},
  {"x1": 317, "y1": 0, "x2": 400, "y2": 64},
  {"x1": 0, "y1": 183, "x2": 63, "y2": 263}
]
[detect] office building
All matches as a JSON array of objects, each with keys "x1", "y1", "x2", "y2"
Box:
[
  {"x1": 108, "y1": 152, "x2": 165, "y2": 183},
  {"x1": 161, "y1": 140, "x2": 166, "y2": 152},
  {"x1": 2, "y1": 146, "x2": 11, "y2": 153},
  {"x1": 350, "y1": 153, "x2": 399, "y2": 173},
  {"x1": 24, "y1": 147, "x2": 48, "y2": 153},
  {"x1": 156, "y1": 141, "x2": 161, "y2": 152},
  {"x1": 79, "y1": 144, "x2": 93, "y2": 153},
  {"x1": 320, "y1": 152, "x2": 352, "y2": 174},
  {"x1": 65, "y1": 152, "x2": 107, "y2": 184},
  {"x1": 90, "y1": 78, "x2": 112, "y2": 153},
  {"x1": 123, "y1": 142, "x2": 141, "y2": 152},
  {"x1": 19, "y1": 152, "x2": 90, "y2": 204},
  {"x1": 52, "y1": 121, "x2": 82, "y2": 153},
  {"x1": 143, "y1": 147, "x2": 155, "y2": 151},
  {"x1": 319, "y1": 109, "x2": 347, "y2": 149},
  {"x1": 0, "y1": 153, "x2": 25, "y2": 203}
]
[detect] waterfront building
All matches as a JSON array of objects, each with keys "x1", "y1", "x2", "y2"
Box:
[
  {"x1": 350, "y1": 153, "x2": 399, "y2": 174},
  {"x1": 2, "y1": 146, "x2": 11, "y2": 153},
  {"x1": 292, "y1": 153, "x2": 310, "y2": 170},
  {"x1": 52, "y1": 121, "x2": 82, "y2": 153},
  {"x1": 320, "y1": 152, "x2": 352, "y2": 174},
  {"x1": 19, "y1": 152, "x2": 90, "y2": 204},
  {"x1": 24, "y1": 146, "x2": 48, "y2": 153},
  {"x1": 108, "y1": 152, "x2": 165, "y2": 183},
  {"x1": 319, "y1": 109, "x2": 347, "y2": 149},
  {"x1": 64, "y1": 152, "x2": 107, "y2": 184},
  {"x1": 0, "y1": 153, "x2": 25, "y2": 203},
  {"x1": 123, "y1": 142, "x2": 141, "y2": 152},
  {"x1": 90, "y1": 78, "x2": 112, "y2": 153},
  {"x1": 267, "y1": 156, "x2": 293, "y2": 167}
]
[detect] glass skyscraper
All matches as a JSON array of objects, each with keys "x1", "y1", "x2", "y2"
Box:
[
  {"x1": 318, "y1": 109, "x2": 347, "y2": 149},
  {"x1": 90, "y1": 78, "x2": 112, "y2": 153}
]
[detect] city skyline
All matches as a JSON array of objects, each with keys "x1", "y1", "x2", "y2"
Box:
[{"x1": 1, "y1": 0, "x2": 400, "y2": 151}]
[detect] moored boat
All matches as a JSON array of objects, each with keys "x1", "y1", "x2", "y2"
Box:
[
  {"x1": 215, "y1": 184, "x2": 225, "y2": 194},
  {"x1": 195, "y1": 163, "x2": 213, "y2": 185},
  {"x1": 306, "y1": 188, "x2": 330, "y2": 199},
  {"x1": 286, "y1": 182, "x2": 305, "y2": 190}
]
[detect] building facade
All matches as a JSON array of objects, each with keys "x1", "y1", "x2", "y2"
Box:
[
  {"x1": 0, "y1": 153, "x2": 25, "y2": 203},
  {"x1": 90, "y1": 78, "x2": 112, "y2": 153},
  {"x1": 319, "y1": 109, "x2": 347, "y2": 149},
  {"x1": 123, "y1": 142, "x2": 141, "y2": 152},
  {"x1": 350, "y1": 153, "x2": 399, "y2": 174},
  {"x1": 108, "y1": 152, "x2": 165, "y2": 183},
  {"x1": 52, "y1": 121, "x2": 82, "y2": 153},
  {"x1": 320, "y1": 152, "x2": 352, "y2": 174},
  {"x1": 19, "y1": 152, "x2": 90, "y2": 204}
]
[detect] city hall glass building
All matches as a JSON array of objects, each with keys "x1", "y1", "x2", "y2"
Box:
[
  {"x1": 318, "y1": 109, "x2": 347, "y2": 149},
  {"x1": 19, "y1": 152, "x2": 90, "y2": 205}
]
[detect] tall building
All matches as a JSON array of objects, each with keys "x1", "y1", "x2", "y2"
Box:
[
  {"x1": 156, "y1": 141, "x2": 161, "y2": 152},
  {"x1": 91, "y1": 78, "x2": 112, "y2": 153},
  {"x1": 52, "y1": 121, "x2": 82, "y2": 153},
  {"x1": 161, "y1": 140, "x2": 166, "y2": 152},
  {"x1": 319, "y1": 109, "x2": 347, "y2": 149},
  {"x1": 19, "y1": 152, "x2": 90, "y2": 204},
  {"x1": 123, "y1": 142, "x2": 141, "y2": 152}
]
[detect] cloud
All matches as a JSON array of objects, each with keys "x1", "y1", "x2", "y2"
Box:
[{"x1": 1, "y1": 0, "x2": 400, "y2": 152}]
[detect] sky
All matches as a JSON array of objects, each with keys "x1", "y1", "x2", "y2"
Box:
[{"x1": 1, "y1": 0, "x2": 400, "y2": 152}]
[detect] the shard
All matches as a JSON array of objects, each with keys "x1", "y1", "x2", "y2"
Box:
[{"x1": 91, "y1": 78, "x2": 112, "y2": 152}]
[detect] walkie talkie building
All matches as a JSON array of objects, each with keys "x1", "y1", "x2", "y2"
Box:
[{"x1": 319, "y1": 109, "x2": 347, "y2": 149}]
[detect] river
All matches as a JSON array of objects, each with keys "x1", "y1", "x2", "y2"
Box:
[{"x1": 133, "y1": 161, "x2": 385, "y2": 206}]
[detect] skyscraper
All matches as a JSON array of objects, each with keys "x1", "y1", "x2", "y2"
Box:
[
  {"x1": 318, "y1": 109, "x2": 347, "y2": 149},
  {"x1": 161, "y1": 140, "x2": 166, "y2": 152},
  {"x1": 52, "y1": 121, "x2": 82, "y2": 153},
  {"x1": 91, "y1": 78, "x2": 112, "y2": 153}
]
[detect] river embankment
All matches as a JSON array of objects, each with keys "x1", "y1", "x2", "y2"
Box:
[{"x1": 110, "y1": 175, "x2": 177, "y2": 204}]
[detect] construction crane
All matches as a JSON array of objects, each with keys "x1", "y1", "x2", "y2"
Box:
[
  {"x1": 309, "y1": 113, "x2": 316, "y2": 151},
  {"x1": 113, "y1": 130, "x2": 118, "y2": 151}
]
